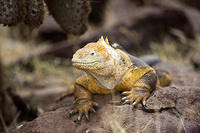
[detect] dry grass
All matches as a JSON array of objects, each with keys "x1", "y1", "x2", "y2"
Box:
[{"x1": 151, "y1": 29, "x2": 200, "y2": 67}]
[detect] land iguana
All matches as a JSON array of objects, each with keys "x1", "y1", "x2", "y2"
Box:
[{"x1": 69, "y1": 37, "x2": 171, "y2": 122}]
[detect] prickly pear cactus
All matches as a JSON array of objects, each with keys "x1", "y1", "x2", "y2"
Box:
[
  {"x1": 45, "y1": 0, "x2": 91, "y2": 35},
  {"x1": 0, "y1": 0, "x2": 25, "y2": 25},
  {"x1": 24, "y1": 0, "x2": 44, "y2": 28},
  {"x1": 0, "y1": 0, "x2": 91, "y2": 35},
  {"x1": 0, "y1": 0, "x2": 44, "y2": 28}
]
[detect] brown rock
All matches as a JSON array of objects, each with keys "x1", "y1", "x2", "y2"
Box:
[
  {"x1": 154, "y1": 62, "x2": 200, "y2": 87},
  {"x1": 13, "y1": 62, "x2": 200, "y2": 133}
]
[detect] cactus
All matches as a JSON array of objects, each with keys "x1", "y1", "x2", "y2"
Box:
[
  {"x1": 24, "y1": 0, "x2": 44, "y2": 28},
  {"x1": 45, "y1": 0, "x2": 91, "y2": 35},
  {"x1": 0, "y1": 0, "x2": 91, "y2": 35},
  {"x1": 0, "y1": 0, "x2": 44, "y2": 28},
  {"x1": 0, "y1": 0, "x2": 26, "y2": 26}
]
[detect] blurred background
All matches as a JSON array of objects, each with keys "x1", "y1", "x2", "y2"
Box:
[{"x1": 0, "y1": 0, "x2": 200, "y2": 132}]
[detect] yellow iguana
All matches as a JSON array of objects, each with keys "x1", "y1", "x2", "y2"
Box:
[{"x1": 69, "y1": 37, "x2": 171, "y2": 122}]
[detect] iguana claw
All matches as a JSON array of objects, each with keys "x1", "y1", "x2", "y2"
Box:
[
  {"x1": 68, "y1": 101, "x2": 98, "y2": 122},
  {"x1": 90, "y1": 107, "x2": 96, "y2": 113},
  {"x1": 121, "y1": 89, "x2": 150, "y2": 108},
  {"x1": 122, "y1": 100, "x2": 130, "y2": 105}
]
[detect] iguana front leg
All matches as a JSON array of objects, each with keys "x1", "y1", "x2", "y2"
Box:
[
  {"x1": 121, "y1": 70, "x2": 157, "y2": 107},
  {"x1": 69, "y1": 76, "x2": 98, "y2": 122}
]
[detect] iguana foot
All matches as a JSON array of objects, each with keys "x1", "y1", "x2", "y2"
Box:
[
  {"x1": 68, "y1": 100, "x2": 98, "y2": 122},
  {"x1": 121, "y1": 88, "x2": 150, "y2": 108}
]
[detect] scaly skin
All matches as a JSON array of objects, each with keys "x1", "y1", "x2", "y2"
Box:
[{"x1": 69, "y1": 37, "x2": 171, "y2": 122}]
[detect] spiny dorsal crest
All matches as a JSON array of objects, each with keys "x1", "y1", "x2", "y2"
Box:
[
  {"x1": 98, "y1": 36, "x2": 110, "y2": 46},
  {"x1": 97, "y1": 36, "x2": 120, "y2": 61}
]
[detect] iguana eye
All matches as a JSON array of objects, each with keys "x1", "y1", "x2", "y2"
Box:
[{"x1": 90, "y1": 51, "x2": 96, "y2": 56}]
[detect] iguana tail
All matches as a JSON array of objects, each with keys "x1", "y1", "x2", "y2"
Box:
[
  {"x1": 156, "y1": 70, "x2": 172, "y2": 87},
  {"x1": 139, "y1": 55, "x2": 162, "y2": 66}
]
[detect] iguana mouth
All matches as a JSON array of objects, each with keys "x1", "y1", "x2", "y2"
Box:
[{"x1": 72, "y1": 61, "x2": 102, "y2": 65}]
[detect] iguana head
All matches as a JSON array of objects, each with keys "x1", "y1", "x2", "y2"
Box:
[
  {"x1": 72, "y1": 36, "x2": 120, "y2": 72},
  {"x1": 72, "y1": 36, "x2": 132, "y2": 89}
]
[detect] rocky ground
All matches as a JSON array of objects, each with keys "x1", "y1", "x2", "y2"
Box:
[{"x1": 12, "y1": 62, "x2": 200, "y2": 133}]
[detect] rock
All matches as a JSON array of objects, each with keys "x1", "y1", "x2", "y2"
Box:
[
  {"x1": 191, "y1": 53, "x2": 200, "y2": 70},
  {"x1": 13, "y1": 62, "x2": 200, "y2": 133},
  {"x1": 154, "y1": 62, "x2": 200, "y2": 87}
]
